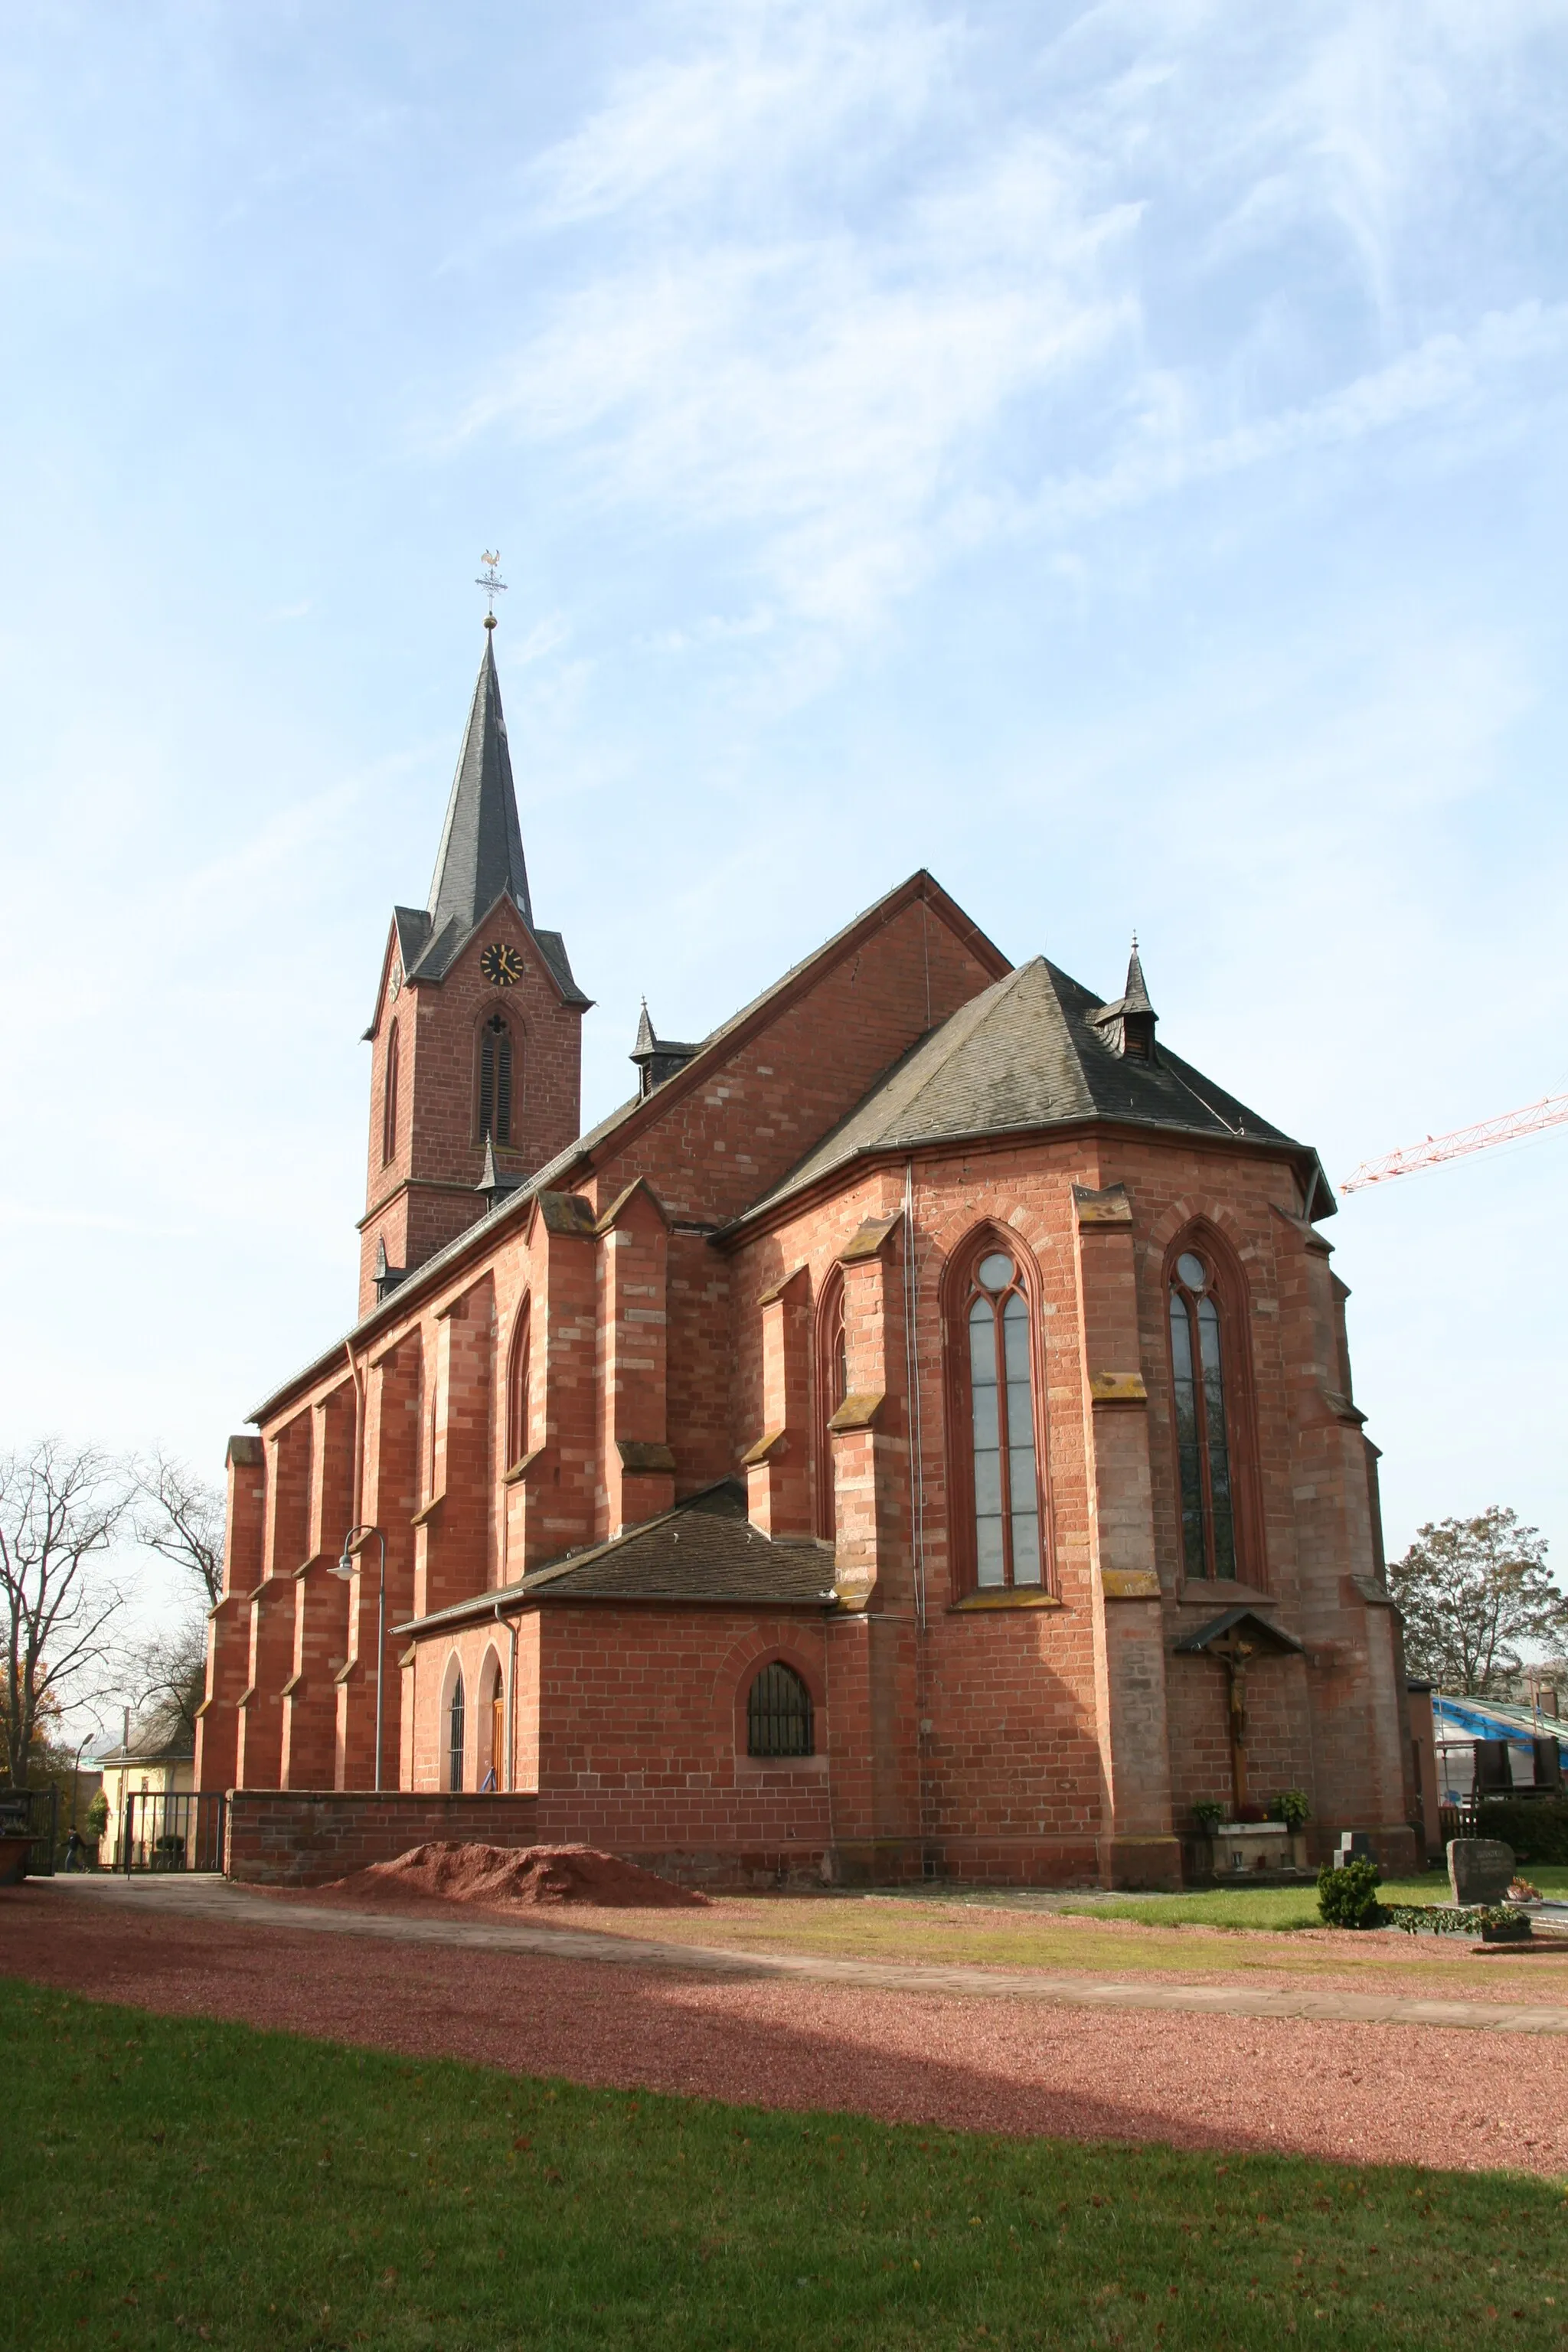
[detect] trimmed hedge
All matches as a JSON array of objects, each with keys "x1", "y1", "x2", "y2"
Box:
[{"x1": 1472, "y1": 1798, "x2": 1568, "y2": 1864}]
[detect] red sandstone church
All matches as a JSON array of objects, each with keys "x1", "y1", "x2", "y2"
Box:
[{"x1": 195, "y1": 620, "x2": 1418, "y2": 1885}]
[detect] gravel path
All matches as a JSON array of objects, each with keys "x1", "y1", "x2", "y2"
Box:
[{"x1": 6, "y1": 1880, "x2": 1568, "y2": 2175}]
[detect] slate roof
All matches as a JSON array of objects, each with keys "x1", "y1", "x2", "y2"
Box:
[
  {"x1": 736, "y1": 955, "x2": 1325, "y2": 1225},
  {"x1": 396, "y1": 1481, "x2": 837, "y2": 1635},
  {"x1": 386, "y1": 632, "x2": 588, "y2": 1004},
  {"x1": 93, "y1": 1701, "x2": 194, "y2": 1766}
]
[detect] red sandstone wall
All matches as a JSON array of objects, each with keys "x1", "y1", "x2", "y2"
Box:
[
  {"x1": 360, "y1": 900, "x2": 584, "y2": 1312},
  {"x1": 225, "y1": 1789, "x2": 541, "y2": 1886},
  {"x1": 732, "y1": 1128, "x2": 1413, "y2": 1880}
]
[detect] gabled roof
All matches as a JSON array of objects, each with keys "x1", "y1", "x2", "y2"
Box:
[
  {"x1": 1174, "y1": 1607, "x2": 1304, "y2": 1657},
  {"x1": 734, "y1": 954, "x2": 1329, "y2": 1227},
  {"x1": 93, "y1": 1700, "x2": 194, "y2": 1765},
  {"x1": 395, "y1": 1481, "x2": 836, "y2": 1633}
]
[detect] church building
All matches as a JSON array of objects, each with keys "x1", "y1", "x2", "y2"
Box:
[{"x1": 195, "y1": 618, "x2": 1418, "y2": 1886}]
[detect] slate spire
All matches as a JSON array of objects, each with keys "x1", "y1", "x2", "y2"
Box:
[
  {"x1": 629, "y1": 1001, "x2": 700, "y2": 1099},
  {"x1": 1123, "y1": 933, "x2": 1155, "y2": 1015},
  {"x1": 632, "y1": 1000, "x2": 657, "y2": 1060},
  {"x1": 426, "y1": 628, "x2": 533, "y2": 946}
]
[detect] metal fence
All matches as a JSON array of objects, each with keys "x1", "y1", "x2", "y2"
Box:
[
  {"x1": 120, "y1": 1791, "x2": 227, "y2": 1875},
  {"x1": 0, "y1": 1786, "x2": 58, "y2": 1877}
]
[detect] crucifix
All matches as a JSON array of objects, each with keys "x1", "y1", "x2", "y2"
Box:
[{"x1": 1207, "y1": 1628, "x2": 1256, "y2": 1815}]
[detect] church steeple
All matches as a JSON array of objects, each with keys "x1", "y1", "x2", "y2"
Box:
[
  {"x1": 423, "y1": 629, "x2": 533, "y2": 962},
  {"x1": 356, "y1": 609, "x2": 590, "y2": 1318}
]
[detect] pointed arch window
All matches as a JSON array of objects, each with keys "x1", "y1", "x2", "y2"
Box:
[
  {"x1": 506, "y1": 1298, "x2": 531, "y2": 1470},
  {"x1": 947, "y1": 1240, "x2": 1048, "y2": 1592},
  {"x1": 815, "y1": 1270, "x2": 848, "y2": 1540},
  {"x1": 447, "y1": 1670, "x2": 466, "y2": 1792},
  {"x1": 381, "y1": 1021, "x2": 400, "y2": 1166},
  {"x1": 478, "y1": 1014, "x2": 514, "y2": 1145},
  {"x1": 1168, "y1": 1248, "x2": 1238, "y2": 1580}
]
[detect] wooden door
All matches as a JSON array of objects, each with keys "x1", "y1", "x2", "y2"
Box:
[{"x1": 490, "y1": 1687, "x2": 505, "y2": 1790}]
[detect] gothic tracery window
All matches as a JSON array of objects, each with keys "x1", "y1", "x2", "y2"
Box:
[
  {"x1": 478, "y1": 1014, "x2": 514, "y2": 1145},
  {"x1": 959, "y1": 1244, "x2": 1045, "y2": 1590},
  {"x1": 1168, "y1": 1247, "x2": 1238, "y2": 1580}
]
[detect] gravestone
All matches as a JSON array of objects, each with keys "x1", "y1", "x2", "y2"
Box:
[
  {"x1": 1334, "y1": 1831, "x2": 1373, "y2": 1867},
  {"x1": 1447, "y1": 1837, "x2": 1514, "y2": 1905}
]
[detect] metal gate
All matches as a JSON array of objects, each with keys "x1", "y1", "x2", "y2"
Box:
[
  {"x1": 0, "y1": 1786, "x2": 58, "y2": 1877},
  {"x1": 121, "y1": 1791, "x2": 227, "y2": 1875}
]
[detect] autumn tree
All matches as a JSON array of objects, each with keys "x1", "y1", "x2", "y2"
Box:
[
  {"x1": 0, "y1": 1441, "x2": 127, "y2": 1786},
  {"x1": 1390, "y1": 1507, "x2": 1563, "y2": 1697}
]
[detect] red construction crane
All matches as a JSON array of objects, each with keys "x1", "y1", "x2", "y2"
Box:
[{"x1": 1341, "y1": 1093, "x2": 1568, "y2": 1194}]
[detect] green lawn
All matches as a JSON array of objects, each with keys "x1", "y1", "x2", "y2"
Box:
[
  {"x1": 1057, "y1": 1864, "x2": 1568, "y2": 1934},
  {"x1": 2, "y1": 1979, "x2": 1565, "y2": 2350}
]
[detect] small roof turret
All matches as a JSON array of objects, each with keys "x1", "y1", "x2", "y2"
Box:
[
  {"x1": 475, "y1": 1132, "x2": 524, "y2": 1214},
  {"x1": 630, "y1": 1001, "x2": 700, "y2": 1099},
  {"x1": 1091, "y1": 933, "x2": 1158, "y2": 1061}
]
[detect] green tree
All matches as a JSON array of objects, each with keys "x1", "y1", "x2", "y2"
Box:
[{"x1": 1390, "y1": 1507, "x2": 1563, "y2": 1696}]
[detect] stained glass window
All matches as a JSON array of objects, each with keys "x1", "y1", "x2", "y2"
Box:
[
  {"x1": 965, "y1": 1250, "x2": 1043, "y2": 1589},
  {"x1": 1168, "y1": 1250, "x2": 1236, "y2": 1579}
]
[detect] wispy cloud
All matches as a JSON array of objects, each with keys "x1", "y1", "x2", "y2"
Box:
[
  {"x1": 453, "y1": 0, "x2": 1568, "y2": 645},
  {"x1": 528, "y1": 0, "x2": 959, "y2": 227}
]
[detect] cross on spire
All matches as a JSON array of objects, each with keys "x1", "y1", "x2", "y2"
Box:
[{"x1": 475, "y1": 550, "x2": 508, "y2": 629}]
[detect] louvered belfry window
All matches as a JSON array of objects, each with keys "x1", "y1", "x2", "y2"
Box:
[
  {"x1": 1168, "y1": 1249, "x2": 1237, "y2": 1579},
  {"x1": 746, "y1": 1662, "x2": 813, "y2": 1758},
  {"x1": 478, "y1": 1014, "x2": 513, "y2": 1145}
]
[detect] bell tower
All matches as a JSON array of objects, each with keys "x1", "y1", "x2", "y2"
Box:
[{"x1": 358, "y1": 609, "x2": 590, "y2": 1317}]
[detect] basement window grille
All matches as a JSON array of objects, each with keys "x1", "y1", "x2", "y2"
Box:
[{"x1": 746, "y1": 1661, "x2": 813, "y2": 1759}]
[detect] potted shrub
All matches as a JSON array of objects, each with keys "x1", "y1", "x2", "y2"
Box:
[
  {"x1": 1191, "y1": 1800, "x2": 1225, "y2": 1877},
  {"x1": 1269, "y1": 1788, "x2": 1312, "y2": 1870}
]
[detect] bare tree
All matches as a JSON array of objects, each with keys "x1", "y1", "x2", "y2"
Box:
[
  {"x1": 0, "y1": 1440, "x2": 128, "y2": 1787},
  {"x1": 122, "y1": 1615, "x2": 208, "y2": 1747},
  {"x1": 129, "y1": 1451, "x2": 224, "y2": 1607}
]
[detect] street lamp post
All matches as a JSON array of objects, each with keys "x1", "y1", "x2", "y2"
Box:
[{"x1": 331, "y1": 1525, "x2": 387, "y2": 1792}]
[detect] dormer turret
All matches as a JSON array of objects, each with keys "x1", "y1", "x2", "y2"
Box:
[
  {"x1": 629, "y1": 1001, "x2": 700, "y2": 1098},
  {"x1": 1091, "y1": 936, "x2": 1158, "y2": 1063}
]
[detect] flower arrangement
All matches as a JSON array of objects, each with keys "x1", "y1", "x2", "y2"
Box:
[{"x1": 1269, "y1": 1789, "x2": 1311, "y2": 1831}]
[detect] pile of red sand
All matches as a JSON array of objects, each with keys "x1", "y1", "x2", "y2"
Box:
[{"x1": 334, "y1": 1841, "x2": 710, "y2": 1909}]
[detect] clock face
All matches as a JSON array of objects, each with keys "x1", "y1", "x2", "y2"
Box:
[{"x1": 480, "y1": 941, "x2": 524, "y2": 988}]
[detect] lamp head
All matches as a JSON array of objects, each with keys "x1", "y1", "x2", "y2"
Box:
[{"x1": 332, "y1": 1547, "x2": 354, "y2": 1580}]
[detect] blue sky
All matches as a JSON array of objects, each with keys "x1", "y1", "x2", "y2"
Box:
[{"x1": 3, "y1": 0, "x2": 1566, "y2": 1600}]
